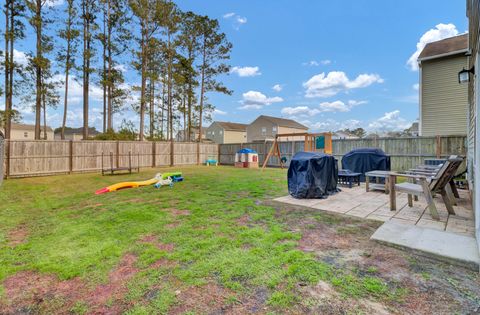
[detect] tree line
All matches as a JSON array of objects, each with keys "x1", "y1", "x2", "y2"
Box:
[{"x1": 2, "y1": 0, "x2": 232, "y2": 141}]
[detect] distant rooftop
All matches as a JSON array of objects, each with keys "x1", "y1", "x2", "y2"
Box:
[
  {"x1": 418, "y1": 34, "x2": 468, "y2": 60},
  {"x1": 213, "y1": 121, "x2": 247, "y2": 131},
  {"x1": 12, "y1": 123, "x2": 53, "y2": 132},
  {"x1": 256, "y1": 115, "x2": 309, "y2": 130}
]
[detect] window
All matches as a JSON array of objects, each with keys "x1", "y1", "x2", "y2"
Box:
[
  {"x1": 212, "y1": 131, "x2": 215, "y2": 135},
  {"x1": 272, "y1": 126, "x2": 277, "y2": 134},
  {"x1": 219, "y1": 130, "x2": 223, "y2": 134},
  {"x1": 24, "y1": 132, "x2": 28, "y2": 138},
  {"x1": 261, "y1": 127, "x2": 267, "y2": 136}
]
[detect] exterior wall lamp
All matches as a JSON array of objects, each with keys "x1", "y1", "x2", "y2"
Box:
[{"x1": 458, "y1": 66, "x2": 475, "y2": 84}]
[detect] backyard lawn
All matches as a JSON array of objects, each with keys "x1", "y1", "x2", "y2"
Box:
[{"x1": 0, "y1": 166, "x2": 479, "y2": 314}]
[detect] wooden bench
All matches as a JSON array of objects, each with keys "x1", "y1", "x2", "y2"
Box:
[{"x1": 388, "y1": 157, "x2": 464, "y2": 220}]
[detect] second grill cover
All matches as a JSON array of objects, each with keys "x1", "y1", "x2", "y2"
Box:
[
  {"x1": 341, "y1": 148, "x2": 390, "y2": 181},
  {"x1": 288, "y1": 151, "x2": 339, "y2": 199}
]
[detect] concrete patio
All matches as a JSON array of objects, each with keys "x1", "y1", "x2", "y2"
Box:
[
  {"x1": 274, "y1": 184, "x2": 475, "y2": 237},
  {"x1": 274, "y1": 184, "x2": 479, "y2": 269}
]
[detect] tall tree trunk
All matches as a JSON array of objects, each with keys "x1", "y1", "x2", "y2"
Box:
[
  {"x1": 82, "y1": 0, "x2": 90, "y2": 140},
  {"x1": 139, "y1": 26, "x2": 146, "y2": 141},
  {"x1": 102, "y1": 4, "x2": 107, "y2": 133},
  {"x1": 149, "y1": 79, "x2": 155, "y2": 139},
  {"x1": 182, "y1": 95, "x2": 186, "y2": 142},
  {"x1": 8, "y1": 0, "x2": 14, "y2": 138},
  {"x1": 187, "y1": 48, "x2": 193, "y2": 142},
  {"x1": 61, "y1": 6, "x2": 73, "y2": 140},
  {"x1": 167, "y1": 32, "x2": 173, "y2": 142},
  {"x1": 198, "y1": 38, "x2": 206, "y2": 143},
  {"x1": 34, "y1": 0, "x2": 42, "y2": 140},
  {"x1": 106, "y1": 0, "x2": 112, "y2": 131},
  {"x1": 4, "y1": 0, "x2": 10, "y2": 139},
  {"x1": 42, "y1": 81, "x2": 47, "y2": 139}
]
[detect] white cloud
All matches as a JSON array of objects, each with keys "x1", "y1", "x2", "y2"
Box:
[
  {"x1": 223, "y1": 12, "x2": 247, "y2": 30},
  {"x1": 236, "y1": 16, "x2": 247, "y2": 24},
  {"x1": 45, "y1": 0, "x2": 64, "y2": 6},
  {"x1": 223, "y1": 12, "x2": 235, "y2": 18},
  {"x1": 0, "y1": 49, "x2": 29, "y2": 66},
  {"x1": 214, "y1": 109, "x2": 227, "y2": 115},
  {"x1": 412, "y1": 83, "x2": 419, "y2": 91},
  {"x1": 302, "y1": 60, "x2": 331, "y2": 66},
  {"x1": 368, "y1": 110, "x2": 411, "y2": 132},
  {"x1": 318, "y1": 100, "x2": 367, "y2": 112},
  {"x1": 272, "y1": 84, "x2": 283, "y2": 92},
  {"x1": 281, "y1": 106, "x2": 320, "y2": 117},
  {"x1": 303, "y1": 71, "x2": 384, "y2": 98},
  {"x1": 407, "y1": 23, "x2": 460, "y2": 71},
  {"x1": 239, "y1": 90, "x2": 283, "y2": 109},
  {"x1": 300, "y1": 118, "x2": 362, "y2": 132},
  {"x1": 231, "y1": 66, "x2": 261, "y2": 77},
  {"x1": 113, "y1": 64, "x2": 128, "y2": 72}
]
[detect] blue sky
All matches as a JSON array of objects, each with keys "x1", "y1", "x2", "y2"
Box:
[{"x1": 1, "y1": 0, "x2": 468, "y2": 133}]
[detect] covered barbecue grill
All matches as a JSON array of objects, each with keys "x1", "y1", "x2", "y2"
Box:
[
  {"x1": 287, "y1": 151, "x2": 339, "y2": 199},
  {"x1": 341, "y1": 148, "x2": 390, "y2": 181}
]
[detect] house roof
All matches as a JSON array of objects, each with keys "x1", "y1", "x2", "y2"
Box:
[
  {"x1": 12, "y1": 123, "x2": 53, "y2": 132},
  {"x1": 54, "y1": 127, "x2": 99, "y2": 135},
  {"x1": 254, "y1": 115, "x2": 308, "y2": 130},
  {"x1": 213, "y1": 121, "x2": 247, "y2": 131},
  {"x1": 418, "y1": 34, "x2": 468, "y2": 60}
]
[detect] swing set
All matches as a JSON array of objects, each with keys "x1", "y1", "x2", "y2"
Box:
[{"x1": 261, "y1": 132, "x2": 333, "y2": 170}]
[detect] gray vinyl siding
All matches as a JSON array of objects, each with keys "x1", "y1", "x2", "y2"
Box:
[
  {"x1": 206, "y1": 122, "x2": 225, "y2": 144},
  {"x1": 467, "y1": 0, "x2": 479, "y2": 249},
  {"x1": 420, "y1": 55, "x2": 468, "y2": 136}
]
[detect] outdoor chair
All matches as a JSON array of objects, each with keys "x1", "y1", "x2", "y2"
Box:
[
  {"x1": 388, "y1": 156, "x2": 464, "y2": 220},
  {"x1": 406, "y1": 155, "x2": 462, "y2": 203}
]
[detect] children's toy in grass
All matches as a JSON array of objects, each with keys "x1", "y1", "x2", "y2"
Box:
[{"x1": 95, "y1": 172, "x2": 183, "y2": 194}]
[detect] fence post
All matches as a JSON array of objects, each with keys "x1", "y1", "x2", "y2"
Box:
[
  {"x1": 5, "y1": 139, "x2": 10, "y2": 178},
  {"x1": 152, "y1": 141, "x2": 156, "y2": 168},
  {"x1": 69, "y1": 140, "x2": 73, "y2": 173},
  {"x1": 116, "y1": 141, "x2": 120, "y2": 168},
  {"x1": 435, "y1": 135, "x2": 442, "y2": 158},
  {"x1": 170, "y1": 139, "x2": 174, "y2": 166}
]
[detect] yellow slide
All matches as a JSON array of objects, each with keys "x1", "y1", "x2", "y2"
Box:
[{"x1": 95, "y1": 178, "x2": 159, "y2": 195}]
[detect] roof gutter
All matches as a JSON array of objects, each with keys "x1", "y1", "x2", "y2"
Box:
[{"x1": 418, "y1": 49, "x2": 469, "y2": 62}]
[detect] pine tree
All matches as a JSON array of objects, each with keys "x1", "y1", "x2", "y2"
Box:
[
  {"x1": 3, "y1": 0, "x2": 26, "y2": 139},
  {"x1": 57, "y1": 0, "x2": 80, "y2": 140},
  {"x1": 197, "y1": 16, "x2": 232, "y2": 142},
  {"x1": 177, "y1": 11, "x2": 201, "y2": 141},
  {"x1": 25, "y1": 0, "x2": 58, "y2": 139},
  {"x1": 81, "y1": 0, "x2": 97, "y2": 139}
]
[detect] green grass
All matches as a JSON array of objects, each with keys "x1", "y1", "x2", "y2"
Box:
[{"x1": 0, "y1": 166, "x2": 404, "y2": 312}]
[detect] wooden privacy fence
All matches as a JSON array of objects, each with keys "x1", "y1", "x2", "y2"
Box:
[
  {"x1": 4, "y1": 140, "x2": 219, "y2": 178},
  {"x1": 219, "y1": 135, "x2": 467, "y2": 171}
]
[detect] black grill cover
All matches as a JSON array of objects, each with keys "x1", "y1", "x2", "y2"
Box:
[
  {"x1": 288, "y1": 152, "x2": 339, "y2": 199},
  {"x1": 341, "y1": 148, "x2": 390, "y2": 181}
]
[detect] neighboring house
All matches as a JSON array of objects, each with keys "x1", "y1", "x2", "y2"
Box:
[
  {"x1": 246, "y1": 115, "x2": 308, "y2": 142},
  {"x1": 332, "y1": 131, "x2": 359, "y2": 139},
  {"x1": 418, "y1": 34, "x2": 469, "y2": 136},
  {"x1": 175, "y1": 127, "x2": 207, "y2": 142},
  {"x1": 466, "y1": 0, "x2": 479, "y2": 251},
  {"x1": 11, "y1": 123, "x2": 54, "y2": 140},
  {"x1": 54, "y1": 127, "x2": 99, "y2": 140},
  {"x1": 206, "y1": 121, "x2": 247, "y2": 144},
  {"x1": 404, "y1": 122, "x2": 419, "y2": 136}
]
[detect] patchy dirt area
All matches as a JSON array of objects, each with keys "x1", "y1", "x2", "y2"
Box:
[
  {"x1": 1, "y1": 253, "x2": 139, "y2": 314},
  {"x1": 7, "y1": 224, "x2": 29, "y2": 247},
  {"x1": 140, "y1": 234, "x2": 175, "y2": 252},
  {"x1": 272, "y1": 201, "x2": 480, "y2": 315}
]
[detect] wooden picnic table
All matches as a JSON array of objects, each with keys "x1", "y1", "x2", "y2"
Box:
[{"x1": 365, "y1": 170, "x2": 391, "y2": 194}]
